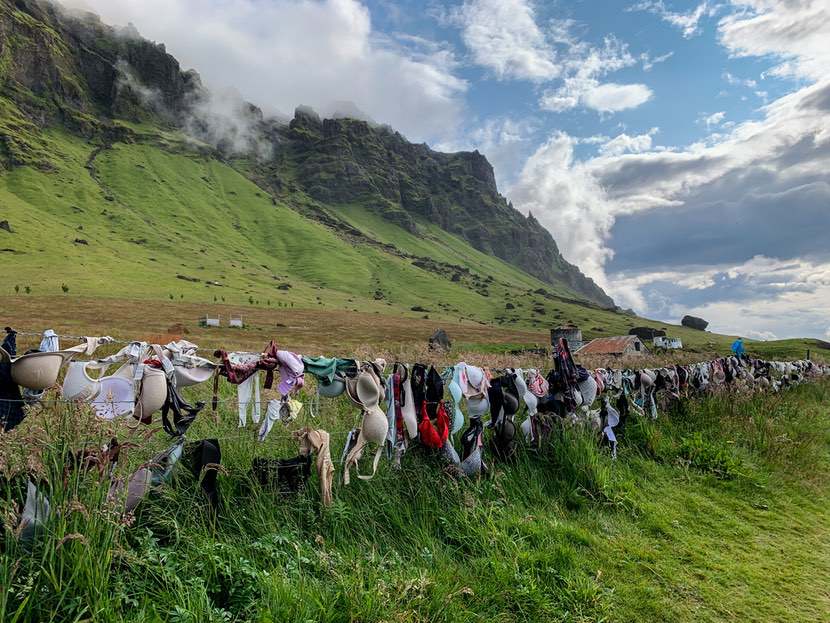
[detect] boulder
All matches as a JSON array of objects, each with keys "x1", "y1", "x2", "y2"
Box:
[
  {"x1": 681, "y1": 315, "x2": 709, "y2": 331},
  {"x1": 0, "y1": 220, "x2": 11, "y2": 233},
  {"x1": 428, "y1": 328, "x2": 451, "y2": 351}
]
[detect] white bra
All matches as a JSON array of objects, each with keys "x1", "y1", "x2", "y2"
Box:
[{"x1": 62, "y1": 361, "x2": 167, "y2": 420}]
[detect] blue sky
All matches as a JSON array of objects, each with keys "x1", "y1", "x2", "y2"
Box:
[{"x1": 65, "y1": 0, "x2": 830, "y2": 340}]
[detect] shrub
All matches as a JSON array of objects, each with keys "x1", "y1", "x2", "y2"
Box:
[{"x1": 676, "y1": 432, "x2": 742, "y2": 479}]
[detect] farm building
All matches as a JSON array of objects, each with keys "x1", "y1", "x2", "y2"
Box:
[
  {"x1": 576, "y1": 335, "x2": 648, "y2": 356},
  {"x1": 551, "y1": 324, "x2": 583, "y2": 350},
  {"x1": 654, "y1": 336, "x2": 683, "y2": 349}
]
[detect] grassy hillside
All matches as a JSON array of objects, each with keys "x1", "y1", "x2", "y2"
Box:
[
  {"x1": 1, "y1": 373, "x2": 828, "y2": 622},
  {"x1": 1, "y1": 125, "x2": 825, "y2": 360}
]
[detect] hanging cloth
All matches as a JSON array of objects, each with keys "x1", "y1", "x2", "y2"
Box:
[
  {"x1": 276, "y1": 350, "x2": 304, "y2": 395},
  {"x1": 237, "y1": 371, "x2": 262, "y2": 427},
  {"x1": 2, "y1": 327, "x2": 17, "y2": 356},
  {"x1": 301, "y1": 356, "x2": 356, "y2": 384},
  {"x1": 39, "y1": 329, "x2": 59, "y2": 353}
]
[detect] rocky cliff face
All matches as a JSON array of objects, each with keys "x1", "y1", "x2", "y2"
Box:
[
  {"x1": 0, "y1": 0, "x2": 615, "y2": 308},
  {"x1": 261, "y1": 108, "x2": 615, "y2": 307}
]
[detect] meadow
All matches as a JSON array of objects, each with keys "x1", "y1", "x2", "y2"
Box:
[{"x1": 1, "y1": 360, "x2": 828, "y2": 622}]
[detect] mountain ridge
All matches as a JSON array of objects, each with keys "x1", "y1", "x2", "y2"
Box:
[{"x1": 0, "y1": 0, "x2": 614, "y2": 308}]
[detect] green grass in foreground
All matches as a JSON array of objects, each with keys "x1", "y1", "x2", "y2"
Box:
[{"x1": 1, "y1": 379, "x2": 828, "y2": 622}]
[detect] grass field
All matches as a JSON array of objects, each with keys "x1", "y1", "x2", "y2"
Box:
[{"x1": 1, "y1": 369, "x2": 828, "y2": 622}]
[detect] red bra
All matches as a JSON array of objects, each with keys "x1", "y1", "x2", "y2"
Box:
[{"x1": 418, "y1": 401, "x2": 449, "y2": 449}]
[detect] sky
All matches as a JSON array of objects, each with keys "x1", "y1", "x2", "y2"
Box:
[{"x1": 61, "y1": 0, "x2": 830, "y2": 340}]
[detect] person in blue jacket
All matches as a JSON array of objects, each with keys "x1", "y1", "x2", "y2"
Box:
[{"x1": 731, "y1": 337, "x2": 745, "y2": 358}]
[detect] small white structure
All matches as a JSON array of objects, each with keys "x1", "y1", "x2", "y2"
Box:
[
  {"x1": 229, "y1": 316, "x2": 244, "y2": 328},
  {"x1": 654, "y1": 336, "x2": 683, "y2": 350},
  {"x1": 201, "y1": 315, "x2": 220, "y2": 328}
]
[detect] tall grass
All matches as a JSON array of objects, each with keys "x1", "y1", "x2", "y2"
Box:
[{"x1": 1, "y1": 379, "x2": 828, "y2": 622}]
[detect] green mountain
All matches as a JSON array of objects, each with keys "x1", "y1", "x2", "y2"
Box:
[{"x1": 0, "y1": 0, "x2": 613, "y2": 305}]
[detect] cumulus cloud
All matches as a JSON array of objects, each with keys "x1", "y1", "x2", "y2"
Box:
[
  {"x1": 598, "y1": 128, "x2": 659, "y2": 156},
  {"x1": 453, "y1": 2, "x2": 653, "y2": 114},
  {"x1": 538, "y1": 35, "x2": 654, "y2": 113},
  {"x1": 508, "y1": 132, "x2": 616, "y2": 289},
  {"x1": 610, "y1": 256, "x2": 830, "y2": 338},
  {"x1": 629, "y1": 0, "x2": 718, "y2": 38},
  {"x1": 59, "y1": 0, "x2": 467, "y2": 143},
  {"x1": 508, "y1": 73, "x2": 830, "y2": 336},
  {"x1": 453, "y1": 0, "x2": 559, "y2": 81},
  {"x1": 544, "y1": 81, "x2": 653, "y2": 113},
  {"x1": 718, "y1": 0, "x2": 830, "y2": 81}
]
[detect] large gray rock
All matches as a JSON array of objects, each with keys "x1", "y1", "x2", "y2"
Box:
[
  {"x1": 428, "y1": 328, "x2": 451, "y2": 351},
  {"x1": 681, "y1": 315, "x2": 709, "y2": 331}
]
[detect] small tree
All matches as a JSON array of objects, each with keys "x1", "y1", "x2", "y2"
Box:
[
  {"x1": 61, "y1": 283, "x2": 69, "y2": 294},
  {"x1": 24, "y1": 286, "x2": 30, "y2": 294},
  {"x1": 248, "y1": 296, "x2": 254, "y2": 305},
  {"x1": 14, "y1": 285, "x2": 19, "y2": 294}
]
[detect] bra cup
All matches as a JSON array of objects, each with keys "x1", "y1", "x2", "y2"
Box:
[
  {"x1": 361, "y1": 406, "x2": 388, "y2": 445},
  {"x1": 63, "y1": 361, "x2": 101, "y2": 401},
  {"x1": 467, "y1": 396, "x2": 489, "y2": 419},
  {"x1": 174, "y1": 365, "x2": 214, "y2": 387},
  {"x1": 355, "y1": 372, "x2": 380, "y2": 409},
  {"x1": 513, "y1": 370, "x2": 538, "y2": 416},
  {"x1": 577, "y1": 376, "x2": 598, "y2": 409},
  {"x1": 318, "y1": 377, "x2": 346, "y2": 398},
  {"x1": 113, "y1": 362, "x2": 134, "y2": 380},
  {"x1": 448, "y1": 377, "x2": 464, "y2": 434},
  {"x1": 401, "y1": 376, "x2": 418, "y2": 438},
  {"x1": 520, "y1": 416, "x2": 532, "y2": 442},
  {"x1": 92, "y1": 376, "x2": 135, "y2": 419},
  {"x1": 135, "y1": 367, "x2": 167, "y2": 421},
  {"x1": 10, "y1": 352, "x2": 66, "y2": 390},
  {"x1": 502, "y1": 392, "x2": 519, "y2": 416}
]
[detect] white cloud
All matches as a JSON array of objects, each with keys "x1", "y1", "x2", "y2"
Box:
[
  {"x1": 723, "y1": 71, "x2": 757, "y2": 88},
  {"x1": 640, "y1": 50, "x2": 675, "y2": 71},
  {"x1": 508, "y1": 75, "x2": 830, "y2": 337},
  {"x1": 584, "y1": 82, "x2": 654, "y2": 112},
  {"x1": 453, "y1": 0, "x2": 559, "y2": 81},
  {"x1": 629, "y1": 1, "x2": 718, "y2": 38},
  {"x1": 538, "y1": 35, "x2": 654, "y2": 113},
  {"x1": 611, "y1": 256, "x2": 830, "y2": 338},
  {"x1": 718, "y1": 0, "x2": 830, "y2": 81},
  {"x1": 543, "y1": 81, "x2": 654, "y2": 113},
  {"x1": 507, "y1": 132, "x2": 616, "y2": 289},
  {"x1": 59, "y1": 0, "x2": 467, "y2": 143},
  {"x1": 700, "y1": 110, "x2": 726, "y2": 128},
  {"x1": 599, "y1": 127, "x2": 659, "y2": 156},
  {"x1": 454, "y1": 3, "x2": 653, "y2": 114}
]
